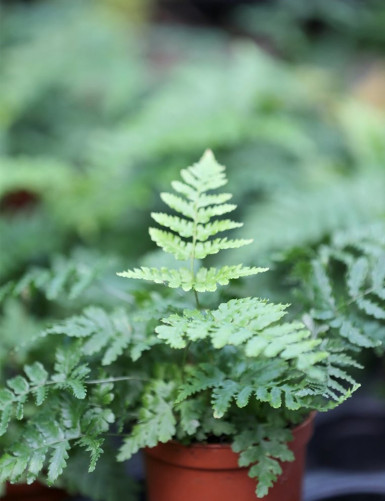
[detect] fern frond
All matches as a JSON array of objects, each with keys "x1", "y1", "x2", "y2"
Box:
[
  {"x1": 77, "y1": 437, "x2": 104, "y2": 473},
  {"x1": 149, "y1": 228, "x2": 253, "y2": 261},
  {"x1": 117, "y1": 381, "x2": 176, "y2": 461},
  {"x1": 119, "y1": 151, "x2": 261, "y2": 293},
  {"x1": 48, "y1": 442, "x2": 70, "y2": 483},
  {"x1": 232, "y1": 424, "x2": 293, "y2": 498},
  {"x1": 302, "y1": 222, "x2": 385, "y2": 354},
  {"x1": 118, "y1": 265, "x2": 267, "y2": 292},
  {"x1": 196, "y1": 203, "x2": 237, "y2": 224},
  {"x1": 175, "y1": 364, "x2": 226, "y2": 402},
  {"x1": 180, "y1": 150, "x2": 228, "y2": 191},
  {"x1": 194, "y1": 265, "x2": 268, "y2": 291},
  {"x1": 0, "y1": 249, "x2": 110, "y2": 303},
  {"x1": 156, "y1": 298, "x2": 327, "y2": 372},
  {"x1": 151, "y1": 213, "x2": 244, "y2": 241},
  {"x1": 45, "y1": 306, "x2": 157, "y2": 365},
  {"x1": 0, "y1": 347, "x2": 92, "y2": 436},
  {"x1": 0, "y1": 382, "x2": 116, "y2": 485},
  {"x1": 160, "y1": 193, "x2": 194, "y2": 219},
  {"x1": 197, "y1": 219, "x2": 244, "y2": 241},
  {"x1": 149, "y1": 228, "x2": 190, "y2": 260},
  {"x1": 151, "y1": 213, "x2": 194, "y2": 238}
]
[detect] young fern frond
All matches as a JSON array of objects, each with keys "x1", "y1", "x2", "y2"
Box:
[{"x1": 118, "y1": 150, "x2": 264, "y2": 292}]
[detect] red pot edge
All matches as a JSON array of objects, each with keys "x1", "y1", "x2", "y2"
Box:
[{"x1": 144, "y1": 411, "x2": 315, "y2": 470}]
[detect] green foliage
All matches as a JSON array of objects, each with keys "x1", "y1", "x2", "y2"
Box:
[
  {"x1": 116, "y1": 153, "x2": 359, "y2": 497},
  {"x1": 298, "y1": 222, "x2": 385, "y2": 355},
  {"x1": 118, "y1": 380, "x2": 176, "y2": 461},
  {"x1": 0, "y1": 152, "x2": 365, "y2": 499},
  {"x1": 118, "y1": 151, "x2": 267, "y2": 291},
  {"x1": 228, "y1": 172, "x2": 385, "y2": 265},
  {"x1": 232, "y1": 423, "x2": 293, "y2": 498},
  {"x1": 0, "y1": 358, "x2": 116, "y2": 485},
  {"x1": 45, "y1": 305, "x2": 159, "y2": 365},
  {"x1": 0, "y1": 249, "x2": 122, "y2": 309},
  {"x1": 156, "y1": 298, "x2": 326, "y2": 371},
  {"x1": 119, "y1": 264, "x2": 267, "y2": 292}
]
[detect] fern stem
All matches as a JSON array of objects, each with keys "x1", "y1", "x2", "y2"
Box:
[
  {"x1": 86, "y1": 376, "x2": 149, "y2": 385},
  {"x1": 190, "y1": 190, "x2": 201, "y2": 310},
  {"x1": 193, "y1": 289, "x2": 201, "y2": 309},
  {"x1": 338, "y1": 285, "x2": 381, "y2": 312}
]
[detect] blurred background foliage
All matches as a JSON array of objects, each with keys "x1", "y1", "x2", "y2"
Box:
[{"x1": 0, "y1": 0, "x2": 385, "y2": 381}]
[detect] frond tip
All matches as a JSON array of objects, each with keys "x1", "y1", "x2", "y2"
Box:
[{"x1": 118, "y1": 151, "x2": 265, "y2": 291}]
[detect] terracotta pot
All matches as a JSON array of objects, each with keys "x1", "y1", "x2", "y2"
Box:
[
  {"x1": 145, "y1": 413, "x2": 314, "y2": 501},
  {"x1": 4, "y1": 482, "x2": 67, "y2": 500}
]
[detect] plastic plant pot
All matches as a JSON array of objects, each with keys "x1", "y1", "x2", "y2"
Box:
[{"x1": 144, "y1": 414, "x2": 314, "y2": 501}]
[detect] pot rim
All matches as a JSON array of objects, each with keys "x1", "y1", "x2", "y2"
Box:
[
  {"x1": 144, "y1": 412, "x2": 315, "y2": 470},
  {"x1": 166, "y1": 411, "x2": 316, "y2": 450}
]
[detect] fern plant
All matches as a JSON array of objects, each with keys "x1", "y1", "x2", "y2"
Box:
[{"x1": 0, "y1": 151, "x2": 364, "y2": 499}]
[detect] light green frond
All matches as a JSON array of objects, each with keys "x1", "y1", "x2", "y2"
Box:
[
  {"x1": 347, "y1": 257, "x2": 369, "y2": 297},
  {"x1": 151, "y1": 213, "x2": 194, "y2": 238},
  {"x1": 149, "y1": 226, "x2": 250, "y2": 261},
  {"x1": 117, "y1": 381, "x2": 176, "y2": 461},
  {"x1": 180, "y1": 149, "x2": 227, "y2": 192},
  {"x1": 119, "y1": 151, "x2": 263, "y2": 293},
  {"x1": 118, "y1": 265, "x2": 267, "y2": 292},
  {"x1": 160, "y1": 193, "x2": 194, "y2": 219},
  {"x1": 196, "y1": 219, "x2": 243, "y2": 241},
  {"x1": 194, "y1": 238, "x2": 253, "y2": 259},
  {"x1": 117, "y1": 267, "x2": 194, "y2": 290},
  {"x1": 170, "y1": 180, "x2": 196, "y2": 200},
  {"x1": 193, "y1": 266, "x2": 268, "y2": 292},
  {"x1": 197, "y1": 193, "x2": 233, "y2": 208},
  {"x1": 196, "y1": 203, "x2": 237, "y2": 224},
  {"x1": 150, "y1": 215, "x2": 244, "y2": 242},
  {"x1": 157, "y1": 298, "x2": 327, "y2": 372},
  {"x1": 303, "y1": 222, "x2": 385, "y2": 353},
  {"x1": 149, "y1": 228, "x2": 190, "y2": 260},
  {"x1": 46, "y1": 306, "x2": 156, "y2": 364},
  {"x1": 233, "y1": 425, "x2": 293, "y2": 498}
]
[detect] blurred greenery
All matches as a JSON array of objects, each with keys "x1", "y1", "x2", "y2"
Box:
[{"x1": 1, "y1": 0, "x2": 384, "y2": 276}]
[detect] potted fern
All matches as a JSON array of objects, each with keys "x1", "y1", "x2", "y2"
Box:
[{"x1": 0, "y1": 151, "x2": 358, "y2": 500}]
